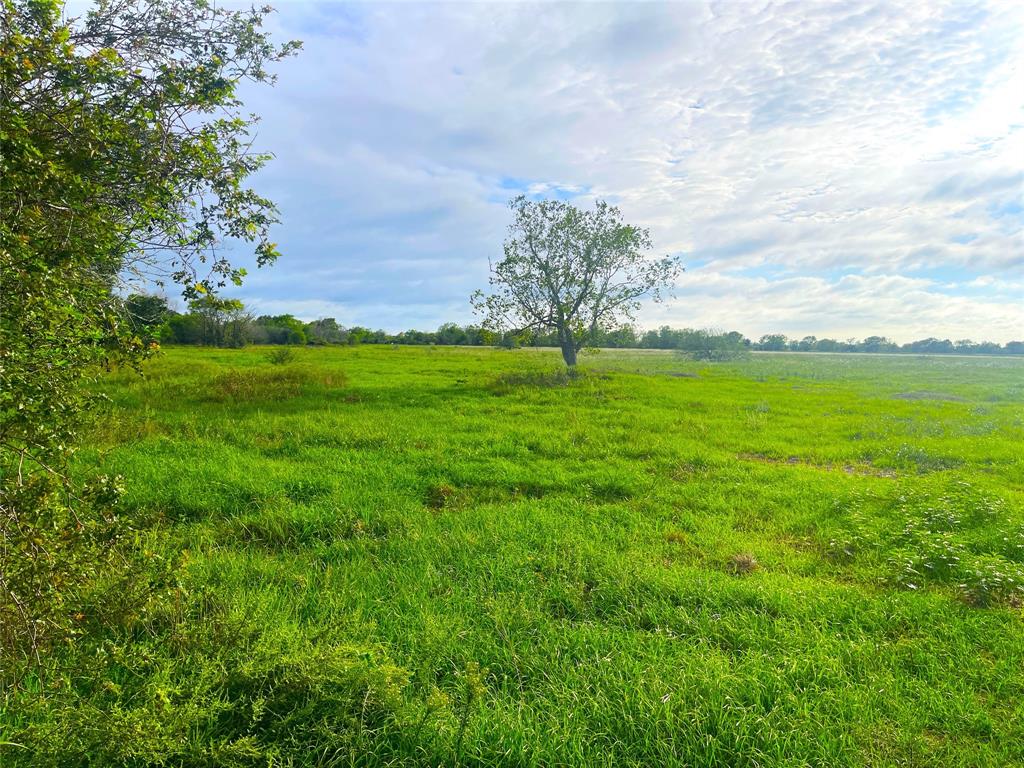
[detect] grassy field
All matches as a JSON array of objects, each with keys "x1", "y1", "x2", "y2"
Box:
[{"x1": 7, "y1": 346, "x2": 1024, "y2": 766}]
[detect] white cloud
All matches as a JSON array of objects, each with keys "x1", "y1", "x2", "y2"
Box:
[
  {"x1": 642, "y1": 268, "x2": 1024, "y2": 341},
  {"x1": 227, "y1": 0, "x2": 1024, "y2": 341}
]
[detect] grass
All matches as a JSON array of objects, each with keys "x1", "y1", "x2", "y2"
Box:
[{"x1": 4, "y1": 345, "x2": 1023, "y2": 766}]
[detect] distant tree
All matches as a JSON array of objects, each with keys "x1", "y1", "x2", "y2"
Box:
[
  {"x1": 904, "y1": 337, "x2": 955, "y2": 354},
  {"x1": 814, "y1": 338, "x2": 840, "y2": 352},
  {"x1": 255, "y1": 314, "x2": 307, "y2": 345},
  {"x1": 1004, "y1": 341, "x2": 1024, "y2": 355},
  {"x1": 123, "y1": 294, "x2": 172, "y2": 342},
  {"x1": 223, "y1": 309, "x2": 255, "y2": 349},
  {"x1": 862, "y1": 336, "x2": 897, "y2": 353},
  {"x1": 305, "y1": 318, "x2": 345, "y2": 344},
  {"x1": 165, "y1": 312, "x2": 204, "y2": 345},
  {"x1": 640, "y1": 329, "x2": 661, "y2": 349},
  {"x1": 473, "y1": 196, "x2": 682, "y2": 367},
  {"x1": 436, "y1": 322, "x2": 468, "y2": 346},
  {"x1": 190, "y1": 297, "x2": 249, "y2": 347},
  {"x1": 757, "y1": 334, "x2": 788, "y2": 351},
  {"x1": 794, "y1": 335, "x2": 817, "y2": 352},
  {"x1": 669, "y1": 328, "x2": 749, "y2": 361},
  {"x1": 602, "y1": 324, "x2": 640, "y2": 348},
  {"x1": 463, "y1": 325, "x2": 488, "y2": 345},
  {"x1": 346, "y1": 326, "x2": 370, "y2": 345},
  {"x1": 724, "y1": 331, "x2": 749, "y2": 348}
]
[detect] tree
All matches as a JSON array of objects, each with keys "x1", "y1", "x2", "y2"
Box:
[
  {"x1": 165, "y1": 311, "x2": 204, "y2": 345},
  {"x1": 862, "y1": 336, "x2": 896, "y2": 353},
  {"x1": 472, "y1": 196, "x2": 682, "y2": 367},
  {"x1": 346, "y1": 326, "x2": 371, "y2": 345},
  {"x1": 306, "y1": 317, "x2": 345, "y2": 344},
  {"x1": 1, "y1": 0, "x2": 297, "y2": 676},
  {"x1": 123, "y1": 293, "x2": 172, "y2": 343},
  {"x1": 794, "y1": 335, "x2": 817, "y2": 352},
  {"x1": 815, "y1": 337, "x2": 840, "y2": 352},
  {"x1": 903, "y1": 337, "x2": 955, "y2": 354},
  {"x1": 601, "y1": 324, "x2": 639, "y2": 348},
  {"x1": 189, "y1": 296, "x2": 252, "y2": 347},
  {"x1": 255, "y1": 314, "x2": 307, "y2": 344},
  {"x1": 436, "y1": 322, "x2": 468, "y2": 346},
  {"x1": 757, "y1": 334, "x2": 788, "y2": 351}
]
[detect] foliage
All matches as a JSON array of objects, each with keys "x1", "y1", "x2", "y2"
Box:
[
  {"x1": 265, "y1": 347, "x2": 296, "y2": 365},
  {"x1": 187, "y1": 296, "x2": 251, "y2": 348},
  {"x1": 145, "y1": 298, "x2": 1023, "y2": 356},
  {"x1": 253, "y1": 314, "x2": 308, "y2": 345},
  {"x1": 10, "y1": 619, "x2": 421, "y2": 766},
  {"x1": 306, "y1": 317, "x2": 346, "y2": 344},
  {"x1": 472, "y1": 196, "x2": 682, "y2": 366},
  {"x1": 0, "y1": 0, "x2": 296, "y2": 683},
  {"x1": 122, "y1": 294, "x2": 172, "y2": 343}
]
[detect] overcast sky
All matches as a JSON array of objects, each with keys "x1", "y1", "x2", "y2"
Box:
[{"x1": 222, "y1": 0, "x2": 1022, "y2": 342}]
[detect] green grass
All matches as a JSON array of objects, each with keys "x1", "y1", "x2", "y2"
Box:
[{"x1": 5, "y1": 346, "x2": 1024, "y2": 766}]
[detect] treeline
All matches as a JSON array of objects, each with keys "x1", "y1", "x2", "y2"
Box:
[{"x1": 124, "y1": 295, "x2": 1024, "y2": 356}]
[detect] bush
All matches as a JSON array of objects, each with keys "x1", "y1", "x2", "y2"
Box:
[
  {"x1": 0, "y1": 473, "x2": 178, "y2": 690},
  {"x1": 264, "y1": 347, "x2": 296, "y2": 365}
]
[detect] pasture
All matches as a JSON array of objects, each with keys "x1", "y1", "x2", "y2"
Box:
[{"x1": 8, "y1": 346, "x2": 1024, "y2": 766}]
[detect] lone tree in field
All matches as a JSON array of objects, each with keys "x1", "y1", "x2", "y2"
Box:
[{"x1": 473, "y1": 195, "x2": 682, "y2": 367}]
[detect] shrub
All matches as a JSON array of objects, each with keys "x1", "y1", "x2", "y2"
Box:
[{"x1": 264, "y1": 347, "x2": 296, "y2": 366}]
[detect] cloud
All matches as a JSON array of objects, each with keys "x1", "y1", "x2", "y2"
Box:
[
  {"x1": 645, "y1": 268, "x2": 1024, "y2": 341},
  {"x1": 223, "y1": 0, "x2": 1023, "y2": 341}
]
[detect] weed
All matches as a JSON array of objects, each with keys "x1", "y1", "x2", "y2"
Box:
[
  {"x1": 426, "y1": 483, "x2": 457, "y2": 510},
  {"x1": 726, "y1": 552, "x2": 760, "y2": 575},
  {"x1": 454, "y1": 661, "x2": 488, "y2": 764},
  {"x1": 958, "y1": 556, "x2": 1024, "y2": 607}
]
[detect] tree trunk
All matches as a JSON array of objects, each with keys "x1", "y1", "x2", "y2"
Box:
[{"x1": 560, "y1": 342, "x2": 577, "y2": 367}]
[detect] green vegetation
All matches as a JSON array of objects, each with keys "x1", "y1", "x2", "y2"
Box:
[
  {"x1": 3, "y1": 346, "x2": 1021, "y2": 766},
  {"x1": 140, "y1": 294, "x2": 1022, "y2": 355},
  {"x1": 472, "y1": 195, "x2": 681, "y2": 366},
  {"x1": 1, "y1": 0, "x2": 296, "y2": 680}
]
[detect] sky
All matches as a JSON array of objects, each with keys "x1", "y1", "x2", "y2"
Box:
[{"x1": 222, "y1": 0, "x2": 1022, "y2": 342}]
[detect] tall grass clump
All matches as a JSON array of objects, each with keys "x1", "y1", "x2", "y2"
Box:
[{"x1": 210, "y1": 366, "x2": 347, "y2": 403}]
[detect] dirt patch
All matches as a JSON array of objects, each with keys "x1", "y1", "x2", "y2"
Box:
[
  {"x1": 664, "y1": 372, "x2": 701, "y2": 379},
  {"x1": 738, "y1": 452, "x2": 897, "y2": 478},
  {"x1": 892, "y1": 391, "x2": 966, "y2": 402}
]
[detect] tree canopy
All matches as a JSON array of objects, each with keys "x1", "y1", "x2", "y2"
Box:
[{"x1": 473, "y1": 196, "x2": 682, "y2": 366}]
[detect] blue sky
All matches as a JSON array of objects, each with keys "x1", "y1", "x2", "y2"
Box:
[{"x1": 214, "y1": 1, "x2": 1020, "y2": 341}]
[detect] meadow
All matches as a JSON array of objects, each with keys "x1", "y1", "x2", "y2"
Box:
[{"x1": 6, "y1": 346, "x2": 1024, "y2": 767}]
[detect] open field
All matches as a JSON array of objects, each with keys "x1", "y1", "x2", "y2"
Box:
[{"x1": 7, "y1": 347, "x2": 1024, "y2": 766}]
